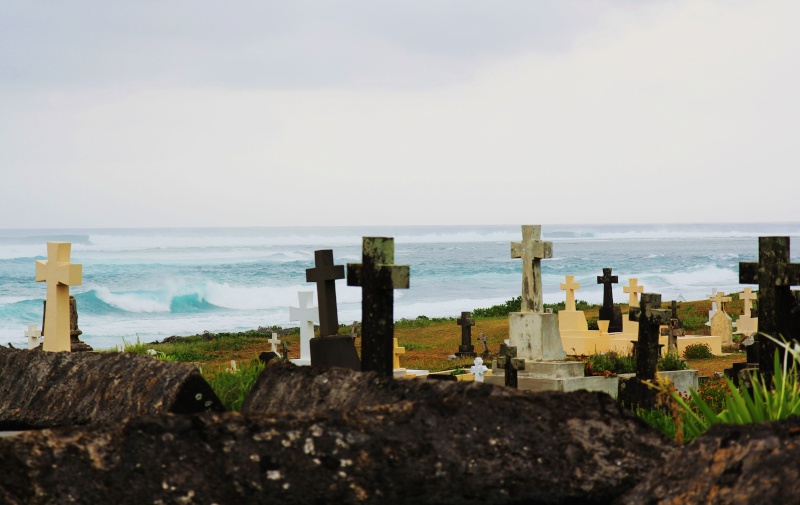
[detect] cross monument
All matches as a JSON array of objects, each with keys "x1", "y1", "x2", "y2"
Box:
[{"x1": 35, "y1": 242, "x2": 82, "y2": 352}]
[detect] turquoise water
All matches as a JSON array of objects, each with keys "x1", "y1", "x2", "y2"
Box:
[{"x1": 1, "y1": 223, "x2": 798, "y2": 350}]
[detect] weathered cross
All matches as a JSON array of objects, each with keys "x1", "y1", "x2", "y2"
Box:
[
  {"x1": 456, "y1": 311, "x2": 476, "y2": 356},
  {"x1": 597, "y1": 268, "x2": 621, "y2": 332},
  {"x1": 268, "y1": 332, "x2": 281, "y2": 354},
  {"x1": 347, "y1": 237, "x2": 410, "y2": 377},
  {"x1": 740, "y1": 287, "x2": 757, "y2": 318},
  {"x1": 629, "y1": 293, "x2": 671, "y2": 381},
  {"x1": 740, "y1": 236, "x2": 800, "y2": 373},
  {"x1": 35, "y1": 242, "x2": 82, "y2": 352},
  {"x1": 25, "y1": 324, "x2": 40, "y2": 350},
  {"x1": 392, "y1": 338, "x2": 405, "y2": 370},
  {"x1": 289, "y1": 291, "x2": 319, "y2": 364},
  {"x1": 306, "y1": 249, "x2": 345, "y2": 337},
  {"x1": 623, "y1": 278, "x2": 644, "y2": 307},
  {"x1": 671, "y1": 300, "x2": 679, "y2": 319},
  {"x1": 710, "y1": 291, "x2": 732, "y2": 314},
  {"x1": 560, "y1": 275, "x2": 580, "y2": 311},
  {"x1": 497, "y1": 343, "x2": 524, "y2": 389},
  {"x1": 510, "y1": 225, "x2": 553, "y2": 313},
  {"x1": 478, "y1": 333, "x2": 489, "y2": 357}
]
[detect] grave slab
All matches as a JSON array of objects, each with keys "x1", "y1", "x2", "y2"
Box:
[{"x1": 509, "y1": 311, "x2": 566, "y2": 361}]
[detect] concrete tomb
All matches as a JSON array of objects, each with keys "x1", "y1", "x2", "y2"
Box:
[
  {"x1": 455, "y1": 311, "x2": 477, "y2": 357},
  {"x1": 508, "y1": 225, "x2": 565, "y2": 361},
  {"x1": 735, "y1": 286, "x2": 759, "y2": 336},
  {"x1": 609, "y1": 278, "x2": 643, "y2": 353},
  {"x1": 289, "y1": 291, "x2": 319, "y2": 366},
  {"x1": 307, "y1": 249, "x2": 360, "y2": 371},
  {"x1": 35, "y1": 242, "x2": 82, "y2": 353},
  {"x1": 709, "y1": 291, "x2": 733, "y2": 344},
  {"x1": 558, "y1": 275, "x2": 610, "y2": 355},
  {"x1": 347, "y1": 237, "x2": 409, "y2": 377},
  {"x1": 597, "y1": 268, "x2": 623, "y2": 333}
]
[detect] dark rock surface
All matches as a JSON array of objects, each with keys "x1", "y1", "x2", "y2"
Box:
[
  {"x1": 618, "y1": 416, "x2": 800, "y2": 504},
  {"x1": 0, "y1": 363, "x2": 675, "y2": 505},
  {"x1": 0, "y1": 347, "x2": 224, "y2": 429}
]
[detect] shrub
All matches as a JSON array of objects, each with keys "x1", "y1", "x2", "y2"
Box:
[
  {"x1": 658, "y1": 352, "x2": 689, "y2": 371},
  {"x1": 584, "y1": 351, "x2": 635, "y2": 376},
  {"x1": 683, "y1": 343, "x2": 713, "y2": 359},
  {"x1": 473, "y1": 297, "x2": 521, "y2": 317}
]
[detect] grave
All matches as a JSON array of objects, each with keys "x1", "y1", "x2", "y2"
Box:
[
  {"x1": 558, "y1": 275, "x2": 610, "y2": 355},
  {"x1": 705, "y1": 288, "x2": 718, "y2": 326},
  {"x1": 40, "y1": 296, "x2": 94, "y2": 352},
  {"x1": 709, "y1": 291, "x2": 733, "y2": 343},
  {"x1": 735, "y1": 286, "x2": 758, "y2": 336},
  {"x1": 455, "y1": 311, "x2": 477, "y2": 357},
  {"x1": 347, "y1": 237, "x2": 409, "y2": 377},
  {"x1": 739, "y1": 236, "x2": 800, "y2": 375},
  {"x1": 289, "y1": 291, "x2": 319, "y2": 366},
  {"x1": 306, "y1": 249, "x2": 360, "y2": 371},
  {"x1": 469, "y1": 357, "x2": 489, "y2": 382},
  {"x1": 597, "y1": 268, "x2": 623, "y2": 333},
  {"x1": 477, "y1": 333, "x2": 490, "y2": 360},
  {"x1": 269, "y1": 332, "x2": 281, "y2": 355},
  {"x1": 24, "y1": 324, "x2": 39, "y2": 350},
  {"x1": 609, "y1": 278, "x2": 644, "y2": 353},
  {"x1": 35, "y1": 242, "x2": 82, "y2": 352}
]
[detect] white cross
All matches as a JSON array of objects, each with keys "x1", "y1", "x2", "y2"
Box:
[
  {"x1": 35, "y1": 242, "x2": 82, "y2": 352},
  {"x1": 623, "y1": 278, "x2": 644, "y2": 307},
  {"x1": 560, "y1": 275, "x2": 580, "y2": 311},
  {"x1": 25, "y1": 324, "x2": 40, "y2": 350},
  {"x1": 269, "y1": 332, "x2": 281, "y2": 354},
  {"x1": 289, "y1": 291, "x2": 319, "y2": 365}
]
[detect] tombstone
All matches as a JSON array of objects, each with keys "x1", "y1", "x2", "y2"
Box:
[
  {"x1": 470, "y1": 357, "x2": 489, "y2": 382},
  {"x1": 709, "y1": 291, "x2": 733, "y2": 344},
  {"x1": 618, "y1": 278, "x2": 644, "y2": 339},
  {"x1": 618, "y1": 293, "x2": 671, "y2": 410},
  {"x1": 706, "y1": 288, "x2": 718, "y2": 326},
  {"x1": 307, "y1": 250, "x2": 361, "y2": 371},
  {"x1": 24, "y1": 324, "x2": 39, "y2": 350},
  {"x1": 670, "y1": 300, "x2": 684, "y2": 333},
  {"x1": 455, "y1": 311, "x2": 477, "y2": 357},
  {"x1": 509, "y1": 226, "x2": 565, "y2": 361},
  {"x1": 497, "y1": 343, "x2": 524, "y2": 389},
  {"x1": 347, "y1": 237, "x2": 410, "y2": 377},
  {"x1": 736, "y1": 287, "x2": 759, "y2": 336},
  {"x1": 289, "y1": 291, "x2": 319, "y2": 366},
  {"x1": 740, "y1": 236, "x2": 800, "y2": 375},
  {"x1": 280, "y1": 341, "x2": 290, "y2": 361},
  {"x1": 558, "y1": 275, "x2": 589, "y2": 332},
  {"x1": 597, "y1": 268, "x2": 623, "y2": 333},
  {"x1": 268, "y1": 333, "x2": 281, "y2": 355},
  {"x1": 477, "y1": 333, "x2": 490, "y2": 360},
  {"x1": 35, "y1": 242, "x2": 82, "y2": 353},
  {"x1": 40, "y1": 296, "x2": 93, "y2": 352}
]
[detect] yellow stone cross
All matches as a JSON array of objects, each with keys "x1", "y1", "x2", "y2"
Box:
[
  {"x1": 740, "y1": 287, "x2": 757, "y2": 316},
  {"x1": 710, "y1": 291, "x2": 732, "y2": 313},
  {"x1": 559, "y1": 275, "x2": 580, "y2": 311},
  {"x1": 393, "y1": 338, "x2": 405, "y2": 370},
  {"x1": 623, "y1": 278, "x2": 644, "y2": 307},
  {"x1": 35, "y1": 242, "x2": 82, "y2": 352}
]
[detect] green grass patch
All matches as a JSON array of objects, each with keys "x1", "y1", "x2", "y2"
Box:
[{"x1": 202, "y1": 359, "x2": 265, "y2": 411}]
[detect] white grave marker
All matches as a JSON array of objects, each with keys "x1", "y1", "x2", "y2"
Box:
[
  {"x1": 25, "y1": 324, "x2": 40, "y2": 350},
  {"x1": 269, "y1": 332, "x2": 281, "y2": 354},
  {"x1": 289, "y1": 291, "x2": 319, "y2": 366},
  {"x1": 470, "y1": 357, "x2": 489, "y2": 382}
]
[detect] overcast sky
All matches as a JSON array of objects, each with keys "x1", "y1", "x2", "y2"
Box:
[{"x1": 1, "y1": 1, "x2": 798, "y2": 228}]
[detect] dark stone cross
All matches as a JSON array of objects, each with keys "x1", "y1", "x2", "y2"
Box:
[
  {"x1": 347, "y1": 237, "x2": 409, "y2": 377},
  {"x1": 739, "y1": 236, "x2": 800, "y2": 374},
  {"x1": 597, "y1": 268, "x2": 623, "y2": 333},
  {"x1": 497, "y1": 343, "x2": 524, "y2": 389},
  {"x1": 478, "y1": 333, "x2": 490, "y2": 359},
  {"x1": 455, "y1": 311, "x2": 477, "y2": 357}
]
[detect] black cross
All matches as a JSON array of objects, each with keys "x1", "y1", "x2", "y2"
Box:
[
  {"x1": 347, "y1": 237, "x2": 410, "y2": 377},
  {"x1": 498, "y1": 343, "x2": 523, "y2": 389},
  {"x1": 455, "y1": 311, "x2": 477, "y2": 357},
  {"x1": 629, "y1": 293, "x2": 671, "y2": 381},
  {"x1": 306, "y1": 249, "x2": 345, "y2": 337},
  {"x1": 739, "y1": 236, "x2": 800, "y2": 373},
  {"x1": 597, "y1": 268, "x2": 621, "y2": 332}
]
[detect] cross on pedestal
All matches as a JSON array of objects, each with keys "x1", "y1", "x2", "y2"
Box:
[
  {"x1": 289, "y1": 291, "x2": 319, "y2": 365},
  {"x1": 25, "y1": 324, "x2": 40, "y2": 350},
  {"x1": 478, "y1": 333, "x2": 490, "y2": 358},
  {"x1": 560, "y1": 276, "x2": 580, "y2": 311},
  {"x1": 35, "y1": 242, "x2": 82, "y2": 352},
  {"x1": 740, "y1": 287, "x2": 757, "y2": 318},
  {"x1": 710, "y1": 291, "x2": 732, "y2": 314},
  {"x1": 393, "y1": 338, "x2": 405, "y2": 370},
  {"x1": 740, "y1": 236, "x2": 800, "y2": 373},
  {"x1": 623, "y1": 278, "x2": 644, "y2": 308},
  {"x1": 510, "y1": 225, "x2": 553, "y2": 313},
  {"x1": 347, "y1": 237, "x2": 410, "y2": 377},
  {"x1": 597, "y1": 268, "x2": 621, "y2": 333},
  {"x1": 268, "y1": 332, "x2": 281, "y2": 354},
  {"x1": 706, "y1": 288, "x2": 718, "y2": 322},
  {"x1": 306, "y1": 249, "x2": 345, "y2": 337},
  {"x1": 455, "y1": 311, "x2": 477, "y2": 357}
]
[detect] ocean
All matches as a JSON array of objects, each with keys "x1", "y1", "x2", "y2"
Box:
[{"x1": 1, "y1": 223, "x2": 798, "y2": 350}]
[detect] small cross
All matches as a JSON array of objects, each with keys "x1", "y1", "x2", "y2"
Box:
[
  {"x1": 560, "y1": 275, "x2": 580, "y2": 311},
  {"x1": 268, "y1": 332, "x2": 281, "y2": 354},
  {"x1": 511, "y1": 225, "x2": 553, "y2": 313},
  {"x1": 306, "y1": 249, "x2": 345, "y2": 337},
  {"x1": 623, "y1": 278, "x2": 644, "y2": 307},
  {"x1": 710, "y1": 291, "x2": 732, "y2": 313},
  {"x1": 25, "y1": 324, "x2": 39, "y2": 350},
  {"x1": 289, "y1": 291, "x2": 319, "y2": 364},
  {"x1": 35, "y1": 242, "x2": 82, "y2": 353},
  {"x1": 740, "y1": 287, "x2": 757, "y2": 316},
  {"x1": 392, "y1": 338, "x2": 405, "y2": 370}
]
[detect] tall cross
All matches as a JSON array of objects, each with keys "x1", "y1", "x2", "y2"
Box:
[
  {"x1": 25, "y1": 324, "x2": 40, "y2": 350},
  {"x1": 347, "y1": 237, "x2": 410, "y2": 377},
  {"x1": 392, "y1": 338, "x2": 405, "y2": 370},
  {"x1": 623, "y1": 278, "x2": 644, "y2": 307},
  {"x1": 710, "y1": 291, "x2": 732, "y2": 314},
  {"x1": 740, "y1": 287, "x2": 757, "y2": 318},
  {"x1": 740, "y1": 236, "x2": 800, "y2": 373},
  {"x1": 510, "y1": 225, "x2": 553, "y2": 313},
  {"x1": 597, "y1": 268, "x2": 620, "y2": 332},
  {"x1": 560, "y1": 275, "x2": 580, "y2": 311},
  {"x1": 457, "y1": 311, "x2": 475, "y2": 346},
  {"x1": 289, "y1": 291, "x2": 319, "y2": 364},
  {"x1": 671, "y1": 300, "x2": 679, "y2": 319},
  {"x1": 306, "y1": 249, "x2": 345, "y2": 337},
  {"x1": 629, "y1": 293, "x2": 671, "y2": 381},
  {"x1": 35, "y1": 242, "x2": 82, "y2": 352},
  {"x1": 268, "y1": 332, "x2": 281, "y2": 354}
]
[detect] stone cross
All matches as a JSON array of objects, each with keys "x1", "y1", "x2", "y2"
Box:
[
  {"x1": 497, "y1": 343, "x2": 524, "y2": 389},
  {"x1": 478, "y1": 333, "x2": 490, "y2": 359},
  {"x1": 510, "y1": 225, "x2": 553, "y2": 313},
  {"x1": 392, "y1": 338, "x2": 405, "y2": 370},
  {"x1": 711, "y1": 291, "x2": 732, "y2": 314},
  {"x1": 35, "y1": 242, "x2": 82, "y2": 352},
  {"x1": 706, "y1": 288, "x2": 718, "y2": 323},
  {"x1": 597, "y1": 268, "x2": 622, "y2": 333},
  {"x1": 25, "y1": 324, "x2": 39, "y2": 350},
  {"x1": 268, "y1": 332, "x2": 281, "y2": 354},
  {"x1": 740, "y1": 236, "x2": 800, "y2": 373},
  {"x1": 455, "y1": 311, "x2": 477, "y2": 357},
  {"x1": 624, "y1": 293, "x2": 671, "y2": 409},
  {"x1": 347, "y1": 237, "x2": 410, "y2": 377},
  {"x1": 741, "y1": 287, "x2": 757, "y2": 317},
  {"x1": 560, "y1": 275, "x2": 580, "y2": 311},
  {"x1": 306, "y1": 249, "x2": 345, "y2": 337},
  {"x1": 289, "y1": 291, "x2": 319, "y2": 365},
  {"x1": 623, "y1": 278, "x2": 644, "y2": 307}
]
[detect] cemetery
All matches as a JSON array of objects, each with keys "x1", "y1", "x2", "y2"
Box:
[{"x1": 0, "y1": 230, "x2": 798, "y2": 504}]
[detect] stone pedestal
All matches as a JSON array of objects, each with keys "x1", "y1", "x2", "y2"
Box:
[
  {"x1": 710, "y1": 311, "x2": 733, "y2": 344},
  {"x1": 509, "y1": 312, "x2": 565, "y2": 361},
  {"x1": 736, "y1": 315, "x2": 758, "y2": 336}
]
